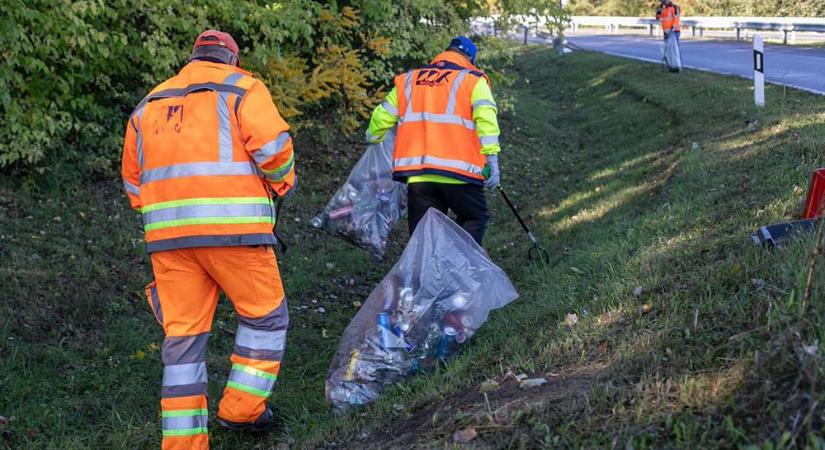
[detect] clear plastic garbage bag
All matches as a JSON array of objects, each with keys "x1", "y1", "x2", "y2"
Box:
[
  {"x1": 325, "y1": 208, "x2": 519, "y2": 410},
  {"x1": 310, "y1": 129, "x2": 406, "y2": 259},
  {"x1": 664, "y1": 34, "x2": 682, "y2": 72}
]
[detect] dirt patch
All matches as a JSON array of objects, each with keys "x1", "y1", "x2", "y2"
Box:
[{"x1": 352, "y1": 363, "x2": 609, "y2": 450}]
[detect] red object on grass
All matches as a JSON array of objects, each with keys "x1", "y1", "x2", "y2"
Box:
[{"x1": 802, "y1": 168, "x2": 825, "y2": 219}]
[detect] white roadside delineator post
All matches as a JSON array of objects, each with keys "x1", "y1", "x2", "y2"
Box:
[{"x1": 754, "y1": 35, "x2": 765, "y2": 107}]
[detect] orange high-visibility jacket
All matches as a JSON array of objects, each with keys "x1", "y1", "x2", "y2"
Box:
[
  {"x1": 658, "y1": 4, "x2": 681, "y2": 32},
  {"x1": 392, "y1": 51, "x2": 491, "y2": 185},
  {"x1": 121, "y1": 60, "x2": 296, "y2": 253}
]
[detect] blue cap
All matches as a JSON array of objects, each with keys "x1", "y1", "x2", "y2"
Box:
[{"x1": 448, "y1": 36, "x2": 477, "y2": 64}]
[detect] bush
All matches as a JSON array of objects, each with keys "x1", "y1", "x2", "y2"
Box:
[{"x1": 1, "y1": 0, "x2": 479, "y2": 181}]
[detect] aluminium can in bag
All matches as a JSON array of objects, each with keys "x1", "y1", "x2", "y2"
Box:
[
  {"x1": 325, "y1": 208, "x2": 519, "y2": 410},
  {"x1": 310, "y1": 129, "x2": 407, "y2": 260}
]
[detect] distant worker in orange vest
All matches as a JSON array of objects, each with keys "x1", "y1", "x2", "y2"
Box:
[
  {"x1": 366, "y1": 36, "x2": 501, "y2": 245},
  {"x1": 657, "y1": 0, "x2": 682, "y2": 41},
  {"x1": 121, "y1": 30, "x2": 296, "y2": 450}
]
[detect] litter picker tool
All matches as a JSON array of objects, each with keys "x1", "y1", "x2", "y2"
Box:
[{"x1": 497, "y1": 186, "x2": 550, "y2": 263}]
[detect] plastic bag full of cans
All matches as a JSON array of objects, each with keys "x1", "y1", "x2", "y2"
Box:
[
  {"x1": 325, "y1": 209, "x2": 519, "y2": 410},
  {"x1": 310, "y1": 129, "x2": 407, "y2": 260}
]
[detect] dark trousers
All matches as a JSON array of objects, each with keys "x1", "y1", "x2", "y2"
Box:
[{"x1": 407, "y1": 182, "x2": 489, "y2": 245}]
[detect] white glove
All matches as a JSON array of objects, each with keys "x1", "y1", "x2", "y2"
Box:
[{"x1": 483, "y1": 154, "x2": 500, "y2": 189}]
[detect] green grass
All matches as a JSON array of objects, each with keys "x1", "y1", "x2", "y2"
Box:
[{"x1": 3, "y1": 46, "x2": 825, "y2": 449}]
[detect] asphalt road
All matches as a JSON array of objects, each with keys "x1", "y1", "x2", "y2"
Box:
[{"x1": 566, "y1": 34, "x2": 825, "y2": 95}]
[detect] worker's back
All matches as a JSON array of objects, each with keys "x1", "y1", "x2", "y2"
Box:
[
  {"x1": 392, "y1": 51, "x2": 488, "y2": 184},
  {"x1": 122, "y1": 60, "x2": 291, "y2": 252}
]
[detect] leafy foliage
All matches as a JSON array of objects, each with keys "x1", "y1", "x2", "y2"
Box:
[{"x1": 0, "y1": 0, "x2": 478, "y2": 179}]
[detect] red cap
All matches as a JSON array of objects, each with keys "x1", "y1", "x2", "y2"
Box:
[{"x1": 192, "y1": 30, "x2": 239, "y2": 56}]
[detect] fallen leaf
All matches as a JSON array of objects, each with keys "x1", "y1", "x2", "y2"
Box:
[
  {"x1": 479, "y1": 379, "x2": 500, "y2": 393},
  {"x1": 453, "y1": 427, "x2": 478, "y2": 443},
  {"x1": 564, "y1": 313, "x2": 578, "y2": 327},
  {"x1": 519, "y1": 378, "x2": 547, "y2": 389},
  {"x1": 133, "y1": 350, "x2": 146, "y2": 360},
  {"x1": 598, "y1": 341, "x2": 608, "y2": 354}
]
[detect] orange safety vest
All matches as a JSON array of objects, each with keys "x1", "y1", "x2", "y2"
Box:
[
  {"x1": 659, "y1": 5, "x2": 681, "y2": 32},
  {"x1": 122, "y1": 61, "x2": 295, "y2": 252},
  {"x1": 392, "y1": 51, "x2": 490, "y2": 185}
]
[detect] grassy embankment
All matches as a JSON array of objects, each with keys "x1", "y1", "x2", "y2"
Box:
[{"x1": 3, "y1": 46, "x2": 825, "y2": 449}]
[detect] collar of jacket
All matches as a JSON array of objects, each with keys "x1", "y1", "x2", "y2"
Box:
[
  {"x1": 428, "y1": 51, "x2": 491, "y2": 87},
  {"x1": 181, "y1": 60, "x2": 253, "y2": 78},
  {"x1": 430, "y1": 51, "x2": 479, "y2": 71}
]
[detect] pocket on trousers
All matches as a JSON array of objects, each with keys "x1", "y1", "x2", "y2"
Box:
[{"x1": 144, "y1": 281, "x2": 164, "y2": 326}]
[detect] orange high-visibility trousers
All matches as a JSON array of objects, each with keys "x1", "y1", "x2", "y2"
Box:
[{"x1": 145, "y1": 245, "x2": 288, "y2": 450}]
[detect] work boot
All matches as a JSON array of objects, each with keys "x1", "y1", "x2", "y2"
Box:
[{"x1": 216, "y1": 408, "x2": 276, "y2": 433}]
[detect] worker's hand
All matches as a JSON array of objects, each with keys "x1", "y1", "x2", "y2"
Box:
[{"x1": 483, "y1": 154, "x2": 500, "y2": 189}]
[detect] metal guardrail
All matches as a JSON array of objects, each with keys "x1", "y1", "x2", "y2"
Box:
[{"x1": 568, "y1": 16, "x2": 825, "y2": 44}]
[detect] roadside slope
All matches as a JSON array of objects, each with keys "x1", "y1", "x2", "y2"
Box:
[
  {"x1": 2, "y1": 47, "x2": 825, "y2": 449},
  {"x1": 306, "y1": 48, "x2": 825, "y2": 448}
]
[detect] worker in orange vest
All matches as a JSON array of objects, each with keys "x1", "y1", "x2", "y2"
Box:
[
  {"x1": 121, "y1": 30, "x2": 296, "y2": 450},
  {"x1": 656, "y1": 0, "x2": 682, "y2": 41},
  {"x1": 366, "y1": 36, "x2": 501, "y2": 245}
]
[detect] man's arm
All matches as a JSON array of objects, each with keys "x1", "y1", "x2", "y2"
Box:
[
  {"x1": 366, "y1": 87, "x2": 400, "y2": 143},
  {"x1": 121, "y1": 115, "x2": 142, "y2": 210},
  {"x1": 239, "y1": 81, "x2": 296, "y2": 197},
  {"x1": 471, "y1": 78, "x2": 500, "y2": 156}
]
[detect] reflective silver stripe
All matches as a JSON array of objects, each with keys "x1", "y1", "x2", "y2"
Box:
[
  {"x1": 162, "y1": 383, "x2": 206, "y2": 398},
  {"x1": 134, "y1": 106, "x2": 146, "y2": 168},
  {"x1": 381, "y1": 100, "x2": 398, "y2": 117},
  {"x1": 253, "y1": 132, "x2": 290, "y2": 166},
  {"x1": 403, "y1": 71, "x2": 414, "y2": 116},
  {"x1": 263, "y1": 155, "x2": 294, "y2": 182},
  {"x1": 399, "y1": 112, "x2": 475, "y2": 130},
  {"x1": 146, "y1": 233, "x2": 278, "y2": 253},
  {"x1": 233, "y1": 347, "x2": 284, "y2": 361},
  {"x1": 163, "y1": 362, "x2": 207, "y2": 387},
  {"x1": 479, "y1": 135, "x2": 499, "y2": 146},
  {"x1": 140, "y1": 82, "x2": 246, "y2": 106},
  {"x1": 150, "y1": 285, "x2": 163, "y2": 324},
  {"x1": 472, "y1": 99, "x2": 497, "y2": 110},
  {"x1": 123, "y1": 180, "x2": 140, "y2": 196},
  {"x1": 140, "y1": 161, "x2": 257, "y2": 184},
  {"x1": 223, "y1": 73, "x2": 244, "y2": 86},
  {"x1": 163, "y1": 415, "x2": 208, "y2": 431},
  {"x1": 143, "y1": 203, "x2": 274, "y2": 225},
  {"x1": 217, "y1": 73, "x2": 244, "y2": 162},
  {"x1": 228, "y1": 368, "x2": 276, "y2": 393},
  {"x1": 238, "y1": 302, "x2": 289, "y2": 331},
  {"x1": 235, "y1": 326, "x2": 286, "y2": 351},
  {"x1": 445, "y1": 70, "x2": 468, "y2": 115},
  {"x1": 162, "y1": 334, "x2": 209, "y2": 365},
  {"x1": 394, "y1": 155, "x2": 483, "y2": 175},
  {"x1": 217, "y1": 91, "x2": 233, "y2": 161}
]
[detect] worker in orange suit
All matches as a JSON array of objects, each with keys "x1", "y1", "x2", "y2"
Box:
[
  {"x1": 121, "y1": 30, "x2": 296, "y2": 450},
  {"x1": 656, "y1": 0, "x2": 682, "y2": 41}
]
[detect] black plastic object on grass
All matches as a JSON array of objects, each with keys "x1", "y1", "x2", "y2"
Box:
[
  {"x1": 325, "y1": 208, "x2": 519, "y2": 410},
  {"x1": 310, "y1": 129, "x2": 407, "y2": 260},
  {"x1": 752, "y1": 218, "x2": 820, "y2": 246},
  {"x1": 497, "y1": 187, "x2": 550, "y2": 264}
]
